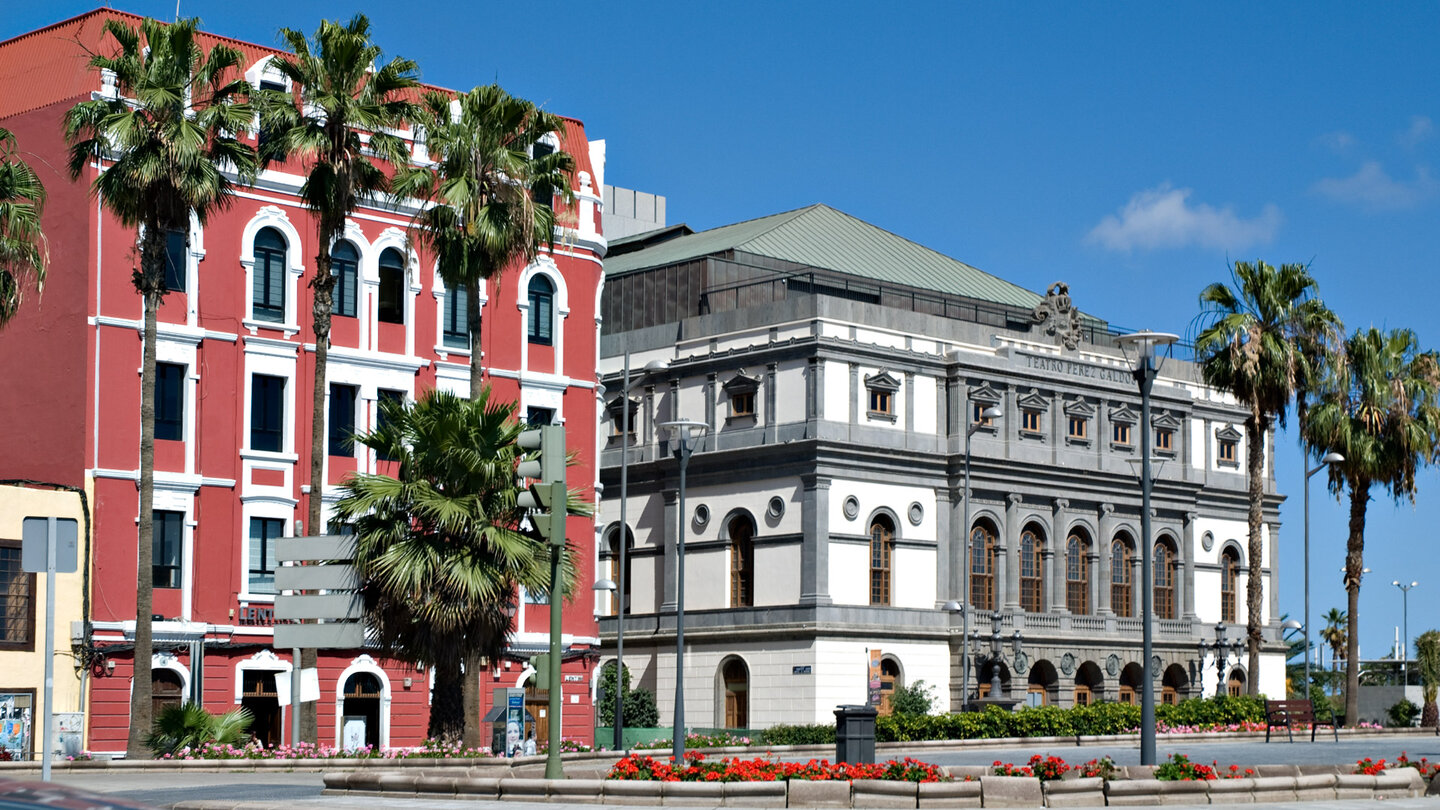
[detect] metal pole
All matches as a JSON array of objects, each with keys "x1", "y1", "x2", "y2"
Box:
[
  {"x1": 1304, "y1": 463, "x2": 1312, "y2": 699},
  {"x1": 673, "y1": 438, "x2": 690, "y2": 764},
  {"x1": 290, "y1": 647, "x2": 301, "y2": 749},
  {"x1": 545, "y1": 540, "x2": 564, "y2": 779},
  {"x1": 1403, "y1": 589, "x2": 1408, "y2": 685},
  {"x1": 41, "y1": 519, "x2": 56, "y2": 781},
  {"x1": 1138, "y1": 357, "x2": 1156, "y2": 766},
  {"x1": 615, "y1": 351, "x2": 629, "y2": 753},
  {"x1": 961, "y1": 430, "x2": 973, "y2": 708}
]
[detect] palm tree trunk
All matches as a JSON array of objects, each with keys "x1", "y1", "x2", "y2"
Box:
[
  {"x1": 302, "y1": 240, "x2": 338, "y2": 745},
  {"x1": 1344, "y1": 479, "x2": 1369, "y2": 725},
  {"x1": 1244, "y1": 411, "x2": 1266, "y2": 694},
  {"x1": 461, "y1": 275, "x2": 484, "y2": 749},
  {"x1": 430, "y1": 650, "x2": 466, "y2": 746},
  {"x1": 127, "y1": 224, "x2": 166, "y2": 758}
]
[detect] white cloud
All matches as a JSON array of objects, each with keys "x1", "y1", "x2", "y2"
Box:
[
  {"x1": 1399, "y1": 115, "x2": 1434, "y2": 148},
  {"x1": 1084, "y1": 184, "x2": 1282, "y2": 253},
  {"x1": 1312, "y1": 161, "x2": 1437, "y2": 210}
]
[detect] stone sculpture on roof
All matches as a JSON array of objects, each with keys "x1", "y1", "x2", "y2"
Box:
[{"x1": 1032, "y1": 281, "x2": 1085, "y2": 351}]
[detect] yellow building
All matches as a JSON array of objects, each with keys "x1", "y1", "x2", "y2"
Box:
[{"x1": 0, "y1": 483, "x2": 89, "y2": 760}]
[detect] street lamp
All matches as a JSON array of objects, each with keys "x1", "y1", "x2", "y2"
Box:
[
  {"x1": 1115, "y1": 330, "x2": 1177, "y2": 767},
  {"x1": 1393, "y1": 580, "x2": 1419, "y2": 685},
  {"x1": 609, "y1": 354, "x2": 667, "y2": 752},
  {"x1": 658, "y1": 419, "x2": 708, "y2": 765},
  {"x1": 1304, "y1": 452, "x2": 1343, "y2": 702},
  {"x1": 959, "y1": 404, "x2": 1003, "y2": 708}
]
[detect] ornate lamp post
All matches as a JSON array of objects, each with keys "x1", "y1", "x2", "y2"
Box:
[
  {"x1": 964, "y1": 612, "x2": 1023, "y2": 700},
  {"x1": 1393, "y1": 580, "x2": 1418, "y2": 685},
  {"x1": 956, "y1": 405, "x2": 1003, "y2": 707},
  {"x1": 1304, "y1": 452, "x2": 1343, "y2": 701},
  {"x1": 1115, "y1": 330, "x2": 1177, "y2": 766},
  {"x1": 658, "y1": 419, "x2": 708, "y2": 765}
]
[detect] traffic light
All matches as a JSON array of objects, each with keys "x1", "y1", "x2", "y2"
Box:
[
  {"x1": 517, "y1": 424, "x2": 566, "y2": 547},
  {"x1": 532, "y1": 652, "x2": 551, "y2": 686}
]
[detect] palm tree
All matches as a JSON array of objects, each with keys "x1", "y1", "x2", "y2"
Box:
[
  {"x1": 1307, "y1": 327, "x2": 1440, "y2": 724},
  {"x1": 1321, "y1": 607, "x2": 1347, "y2": 677},
  {"x1": 258, "y1": 13, "x2": 418, "y2": 742},
  {"x1": 332, "y1": 388, "x2": 583, "y2": 743},
  {"x1": 391, "y1": 84, "x2": 572, "y2": 743},
  {"x1": 0, "y1": 126, "x2": 47, "y2": 328},
  {"x1": 64, "y1": 15, "x2": 257, "y2": 757},
  {"x1": 1415, "y1": 629, "x2": 1440, "y2": 727},
  {"x1": 1194, "y1": 260, "x2": 1341, "y2": 692},
  {"x1": 392, "y1": 83, "x2": 574, "y2": 401}
]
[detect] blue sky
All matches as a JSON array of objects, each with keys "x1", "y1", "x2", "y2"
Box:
[{"x1": 9, "y1": 1, "x2": 1439, "y2": 666}]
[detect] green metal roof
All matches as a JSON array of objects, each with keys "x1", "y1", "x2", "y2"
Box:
[{"x1": 603, "y1": 204, "x2": 1045, "y2": 310}]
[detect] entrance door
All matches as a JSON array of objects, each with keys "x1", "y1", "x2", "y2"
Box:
[
  {"x1": 153, "y1": 670, "x2": 184, "y2": 719},
  {"x1": 342, "y1": 673, "x2": 382, "y2": 750},
  {"x1": 722, "y1": 659, "x2": 749, "y2": 729},
  {"x1": 524, "y1": 687, "x2": 550, "y2": 750},
  {"x1": 241, "y1": 670, "x2": 281, "y2": 747},
  {"x1": 877, "y1": 659, "x2": 899, "y2": 716}
]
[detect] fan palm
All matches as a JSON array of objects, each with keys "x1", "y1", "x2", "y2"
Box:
[
  {"x1": 1415, "y1": 629, "x2": 1440, "y2": 727},
  {"x1": 1320, "y1": 607, "x2": 1347, "y2": 674},
  {"x1": 332, "y1": 388, "x2": 585, "y2": 743},
  {"x1": 63, "y1": 16, "x2": 257, "y2": 757},
  {"x1": 145, "y1": 703, "x2": 253, "y2": 756},
  {"x1": 1307, "y1": 327, "x2": 1440, "y2": 723},
  {"x1": 1194, "y1": 260, "x2": 1340, "y2": 691},
  {"x1": 257, "y1": 13, "x2": 418, "y2": 741},
  {"x1": 392, "y1": 83, "x2": 574, "y2": 401},
  {"x1": 0, "y1": 127, "x2": 47, "y2": 328}
]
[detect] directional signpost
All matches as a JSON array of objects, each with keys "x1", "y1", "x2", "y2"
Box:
[
  {"x1": 21, "y1": 516, "x2": 78, "y2": 782},
  {"x1": 274, "y1": 535, "x2": 362, "y2": 748}
]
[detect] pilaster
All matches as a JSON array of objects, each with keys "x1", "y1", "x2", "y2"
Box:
[
  {"x1": 1097, "y1": 502, "x2": 1116, "y2": 615},
  {"x1": 1003, "y1": 493, "x2": 1022, "y2": 611},
  {"x1": 660, "y1": 489, "x2": 679, "y2": 612},
  {"x1": 1048, "y1": 498, "x2": 1068, "y2": 612},
  {"x1": 800, "y1": 475, "x2": 832, "y2": 606},
  {"x1": 1182, "y1": 511, "x2": 1198, "y2": 619}
]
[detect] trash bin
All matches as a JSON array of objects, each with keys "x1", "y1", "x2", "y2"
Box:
[{"x1": 833, "y1": 704, "x2": 877, "y2": 764}]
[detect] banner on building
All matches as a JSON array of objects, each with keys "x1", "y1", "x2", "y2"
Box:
[{"x1": 867, "y1": 649, "x2": 882, "y2": 706}]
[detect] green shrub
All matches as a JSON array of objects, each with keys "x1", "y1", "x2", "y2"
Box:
[
  {"x1": 597, "y1": 663, "x2": 660, "y2": 728},
  {"x1": 757, "y1": 723, "x2": 835, "y2": 746},
  {"x1": 890, "y1": 679, "x2": 936, "y2": 716},
  {"x1": 1387, "y1": 699, "x2": 1421, "y2": 728},
  {"x1": 874, "y1": 695, "x2": 1264, "y2": 743}
]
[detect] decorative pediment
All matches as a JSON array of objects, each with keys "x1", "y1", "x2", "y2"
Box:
[
  {"x1": 1216, "y1": 425, "x2": 1243, "y2": 442},
  {"x1": 1064, "y1": 398, "x2": 1097, "y2": 418},
  {"x1": 722, "y1": 370, "x2": 761, "y2": 395},
  {"x1": 1108, "y1": 405, "x2": 1138, "y2": 424},
  {"x1": 605, "y1": 395, "x2": 639, "y2": 422},
  {"x1": 864, "y1": 370, "x2": 901, "y2": 392},
  {"x1": 1152, "y1": 412, "x2": 1183, "y2": 431},
  {"x1": 1016, "y1": 390, "x2": 1051, "y2": 411},
  {"x1": 968, "y1": 382, "x2": 1001, "y2": 404}
]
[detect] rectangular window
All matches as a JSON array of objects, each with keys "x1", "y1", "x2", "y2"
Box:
[
  {"x1": 1067, "y1": 416, "x2": 1087, "y2": 440},
  {"x1": 730, "y1": 391, "x2": 756, "y2": 417},
  {"x1": 333, "y1": 247, "x2": 358, "y2": 318},
  {"x1": 0, "y1": 540, "x2": 35, "y2": 649},
  {"x1": 868, "y1": 389, "x2": 892, "y2": 415},
  {"x1": 376, "y1": 389, "x2": 403, "y2": 461},
  {"x1": 164, "y1": 229, "x2": 186, "y2": 293},
  {"x1": 378, "y1": 252, "x2": 405, "y2": 325},
  {"x1": 155, "y1": 362, "x2": 185, "y2": 441},
  {"x1": 1219, "y1": 439, "x2": 1238, "y2": 463},
  {"x1": 1022, "y1": 410, "x2": 1041, "y2": 433},
  {"x1": 328, "y1": 384, "x2": 357, "y2": 457},
  {"x1": 443, "y1": 286, "x2": 469, "y2": 349},
  {"x1": 523, "y1": 586, "x2": 550, "y2": 605},
  {"x1": 526, "y1": 406, "x2": 555, "y2": 426},
  {"x1": 972, "y1": 402, "x2": 995, "y2": 426},
  {"x1": 250, "y1": 374, "x2": 285, "y2": 452},
  {"x1": 153, "y1": 510, "x2": 183, "y2": 589},
  {"x1": 532, "y1": 141, "x2": 554, "y2": 211},
  {"x1": 1112, "y1": 422, "x2": 1132, "y2": 445},
  {"x1": 248, "y1": 517, "x2": 282, "y2": 595},
  {"x1": 1156, "y1": 428, "x2": 1174, "y2": 452}
]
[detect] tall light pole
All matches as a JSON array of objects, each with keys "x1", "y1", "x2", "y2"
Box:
[
  {"x1": 658, "y1": 419, "x2": 708, "y2": 765},
  {"x1": 608, "y1": 354, "x2": 667, "y2": 752},
  {"x1": 1304, "y1": 452, "x2": 1343, "y2": 701},
  {"x1": 1116, "y1": 330, "x2": 1177, "y2": 767},
  {"x1": 1393, "y1": 580, "x2": 1418, "y2": 685},
  {"x1": 956, "y1": 405, "x2": 1002, "y2": 708}
]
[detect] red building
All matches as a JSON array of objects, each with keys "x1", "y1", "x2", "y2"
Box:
[{"x1": 0, "y1": 9, "x2": 607, "y2": 755}]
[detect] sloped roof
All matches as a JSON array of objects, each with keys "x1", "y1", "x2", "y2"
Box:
[{"x1": 603, "y1": 203, "x2": 1044, "y2": 310}]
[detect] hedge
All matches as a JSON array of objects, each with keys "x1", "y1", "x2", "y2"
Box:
[{"x1": 874, "y1": 695, "x2": 1267, "y2": 743}]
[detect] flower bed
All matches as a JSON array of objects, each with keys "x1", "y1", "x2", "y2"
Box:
[
  {"x1": 991, "y1": 754, "x2": 1116, "y2": 781},
  {"x1": 607, "y1": 752, "x2": 947, "y2": 782},
  {"x1": 1357, "y1": 752, "x2": 1440, "y2": 778},
  {"x1": 157, "y1": 739, "x2": 492, "y2": 760}
]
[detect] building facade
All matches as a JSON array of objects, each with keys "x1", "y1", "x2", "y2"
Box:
[
  {"x1": 595, "y1": 204, "x2": 1286, "y2": 729},
  {"x1": 0, "y1": 9, "x2": 607, "y2": 755}
]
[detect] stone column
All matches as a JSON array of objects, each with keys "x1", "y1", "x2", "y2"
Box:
[
  {"x1": 1182, "y1": 511, "x2": 1198, "y2": 619},
  {"x1": 1048, "y1": 499, "x2": 1069, "y2": 612},
  {"x1": 1004, "y1": 494, "x2": 1022, "y2": 611},
  {"x1": 1267, "y1": 521, "x2": 1281, "y2": 625},
  {"x1": 765, "y1": 362, "x2": 778, "y2": 444},
  {"x1": 936, "y1": 487, "x2": 954, "y2": 606},
  {"x1": 904, "y1": 371, "x2": 915, "y2": 440},
  {"x1": 660, "y1": 489, "x2": 679, "y2": 612},
  {"x1": 1097, "y1": 502, "x2": 1116, "y2": 615},
  {"x1": 800, "y1": 475, "x2": 832, "y2": 606},
  {"x1": 704, "y1": 372, "x2": 717, "y2": 434},
  {"x1": 848, "y1": 363, "x2": 859, "y2": 426}
]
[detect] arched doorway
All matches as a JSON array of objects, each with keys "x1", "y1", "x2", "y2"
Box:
[
  {"x1": 1227, "y1": 667, "x2": 1246, "y2": 697},
  {"x1": 1162, "y1": 664, "x2": 1189, "y2": 705},
  {"x1": 1118, "y1": 662, "x2": 1144, "y2": 705},
  {"x1": 878, "y1": 658, "x2": 901, "y2": 715},
  {"x1": 1028, "y1": 659, "x2": 1058, "y2": 706},
  {"x1": 341, "y1": 672, "x2": 382, "y2": 750},
  {"x1": 1074, "y1": 661, "x2": 1104, "y2": 706},
  {"x1": 977, "y1": 661, "x2": 1011, "y2": 698},
  {"x1": 152, "y1": 669, "x2": 184, "y2": 719},
  {"x1": 241, "y1": 670, "x2": 282, "y2": 747},
  {"x1": 719, "y1": 658, "x2": 749, "y2": 729}
]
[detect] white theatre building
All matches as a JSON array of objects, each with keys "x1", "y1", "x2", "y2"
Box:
[{"x1": 593, "y1": 204, "x2": 1286, "y2": 729}]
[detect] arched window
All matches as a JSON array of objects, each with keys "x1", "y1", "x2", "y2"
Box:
[
  {"x1": 1154, "y1": 539, "x2": 1175, "y2": 620},
  {"x1": 153, "y1": 669, "x2": 184, "y2": 719},
  {"x1": 377, "y1": 248, "x2": 405, "y2": 324},
  {"x1": 721, "y1": 658, "x2": 749, "y2": 729},
  {"x1": 729, "y1": 517, "x2": 755, "y2": 608},
  {"x1": 527, "y1": 275, "x2": 554, "y2": 345},
  {"x1": 870, "y1": 516, "x2": 894, "y2": 606},
  {"x1": 1020, "y1": 527, "x2": 1043, "y2": 613},
  {"x1": 331, "y1": 241, "x2": 358, "y2": 318},
  {"x1": 1221, "y1": 547, "x2": 1239, "y2": 623},
  {"x1": 970, "y1": 522, "x2": 997, "y2": 611},
  {"x1": 1067, "y1": 530, "x2": 1091, "y2": 615},
  {"x1": 1110, "y1": 536, "x2": 1133, "y2": 617},
  {"x1": 1227, "y1": 667, "x2": 1245, "y2": 697},
  {"x1": 253, "y1": 227, "x2": 287, "y2": 323}
]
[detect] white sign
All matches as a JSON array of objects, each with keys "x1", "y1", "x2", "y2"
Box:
[
  {"x1": 342, "y1": 716, "x2": 366, "y2": 750},
  {"x1": 273, "y1": 668, "x2": 321, "y2": 706}
]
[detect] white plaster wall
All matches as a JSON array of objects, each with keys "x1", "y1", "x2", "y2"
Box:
[
  {"x1": 1190, "y1": 417, "x2": 1206, "y2": 470},
  {"x1": 774, "y1": 360, "x2": 808, "y2": 424},
  {"x1": 853, "y1": 327, "x2": 908, "y2": 351},
  {"x1": 686, "y1": 547, "x2": 728, "y2": 610},
  {"x1": 913, "y1": 375, "x2": 938, "y2": 434},
  {"x1": 828, "y1": 480, "x2": 937, "y2": 543},
  {"x1": 824, "y1": 360, "x2": 850, "y2": 422},
  {"x1": 757, "y1": 542, "x2": 802, "y2": 605},
  {"x1": 813, "y1": 639, "x2": 953, "y2": 721},
  {"x1": 647, "y1": 639, "x2": 817, "y2": 729},
  {"x1": 829, "y1": 542, "x2": 869, "y2": 605},
  {"x1": 632, "y1": 555, "x2": 660, "y2": 614},
  {"x1": 819, "y1": 322, "x2": 849, "y2": 340},
  {"x1": 892, "y1": 546, "x2": 937, "y2": 608}
]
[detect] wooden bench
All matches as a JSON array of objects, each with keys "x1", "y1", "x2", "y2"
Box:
[{"x1": 1265, "y1": 698, "x2": 1338, "y2": 742}]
